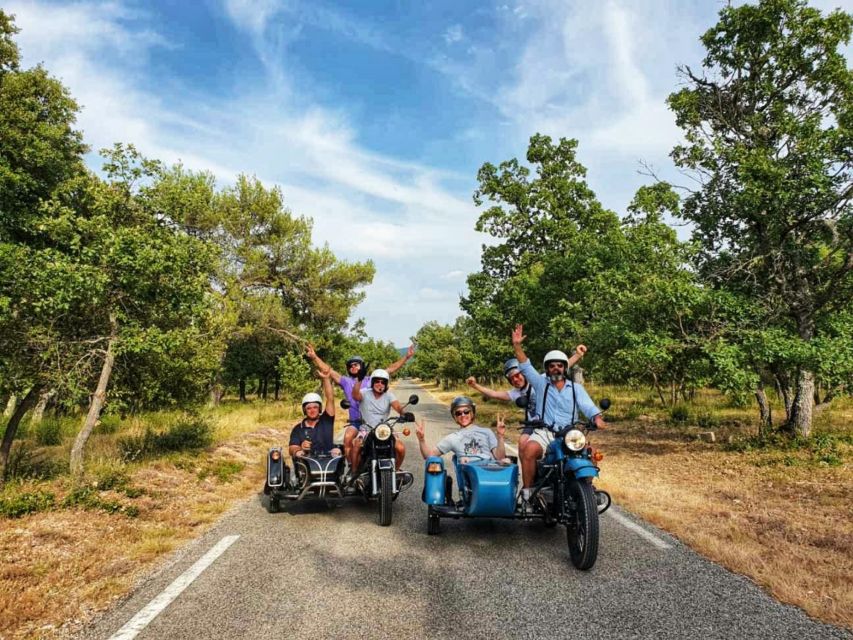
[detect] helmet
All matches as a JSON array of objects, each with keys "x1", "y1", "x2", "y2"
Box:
[
  {"x1": 543, "y1": 349, "x2": 570, "y2": 382},
  {"x1": 503, "y1": 358, "x2": 521, "y2": 379},
  {"x1": 449, "y1": 396, "x2": 476, "y2": 418},
  {"x1": 301, "y1": 392, "x2": 323, "y2": 415},
  {"x1": 371, "y1": 368, "x2": 390, "y2": 384},
  {"x1": 543, "y1": 350, "x2": 570, "y2": 368},
  {"x1": 345, "y1": 356, "x2": 365, "y2": 370}
]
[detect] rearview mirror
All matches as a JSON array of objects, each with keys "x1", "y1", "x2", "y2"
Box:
[
  {"x1": 408, "y1": 394, "x2": 419, "y2": 405},
  {"x1": 340, "y1": 399, "x2": 351, "y2": 409},
  {"x1": 515, "y1": 396, "x2": 528, "y2": 408},
  {"x1": 599, "y1": 398, "x2": 611, "y2": 411}
]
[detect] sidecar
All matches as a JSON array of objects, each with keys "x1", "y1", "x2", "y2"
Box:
[
  {"x1": 263, "y1": 447, "x2": 346, "y2": 513},
  {"x1": 422, "y1": 455, "x2": 521, "y2": 534}
]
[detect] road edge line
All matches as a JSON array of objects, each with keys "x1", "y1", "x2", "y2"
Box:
[
  {"x1": 607, "y1": 509, "x2": 672, "y2": 549},
  {"x1": 108, "y1": 534, "x2": 240, "y2": 640}
]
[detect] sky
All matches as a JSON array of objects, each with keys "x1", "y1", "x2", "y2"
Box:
[{"x1": 7, "y1": 0, "x2": 851, "y2": 346}]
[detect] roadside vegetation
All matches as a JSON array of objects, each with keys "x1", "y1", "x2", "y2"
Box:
[{"x1": 423, "y1": 380, "x2": 852, "y2": 628}]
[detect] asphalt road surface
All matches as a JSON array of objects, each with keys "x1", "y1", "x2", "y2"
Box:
[{"x1": 77, "y1": 381, "x2": 849, "y2": 640}]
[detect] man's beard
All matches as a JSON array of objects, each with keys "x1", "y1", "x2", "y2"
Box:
[{"x1": 548, "y1": 372, "x2": 564, "y2": 383}]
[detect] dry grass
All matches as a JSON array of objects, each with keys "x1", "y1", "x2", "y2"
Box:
[
  {"x1": 420, "y1": 379, "x2": 852, "y2": 629},
  {"x1": 0, "y1": 401, "x2": 300, "y2": 640}
]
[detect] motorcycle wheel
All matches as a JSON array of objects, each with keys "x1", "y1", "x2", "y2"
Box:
[
  {"x1": 265, "y1": 494, "x2": 279, "y2": 514},
  {"x1": 427, "y1": 506, "x2": 441, "y2": 535},
  {"x1": 377, "y1": 468, "x2": 393, "y2": 526},
  {"x1": 565, "y1": 480, "x2": 599, "y2": 570}
]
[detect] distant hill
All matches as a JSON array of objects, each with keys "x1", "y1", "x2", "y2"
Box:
[{"x1": 397, "y1": 347, "x2": 408, "y2": 357}]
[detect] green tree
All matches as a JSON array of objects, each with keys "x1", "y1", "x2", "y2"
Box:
[{"x1": 667, "y1": 0, "x2": 853, "y2": 436}]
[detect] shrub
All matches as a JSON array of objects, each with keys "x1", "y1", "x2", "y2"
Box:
[
  {"x1": 62, "y1": 485, "x2": 139, "y2": 517},
  {"x1": 0, "y1": 489, "x2": 56, "y2": 518},
  {"x1": 696, "y1": 412, "x2": 720, "y2": 429},
  {"x1": 96, "y1": 414, "x2": 122, "y2": 435},
  {"x1": 3, "y1": 443, "x2": 66, "y2": 481},
  {"x1": 198, "y1": 460, "x2": 244, "y2": 483},
  {"x1": 33, "y1": 419, "x2": 63, "y2": 446},
  {"x1": 669, "y1": 404, "x2": 691, "y2": 423},
  {"x1": 118, "y1": 415, "x2": 213, "y2": 461}
]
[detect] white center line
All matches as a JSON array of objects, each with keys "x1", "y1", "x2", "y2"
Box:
[
  {"x1": 607, "y1": 510, "x2": 672, "y2": 549},
  {"x1": 108, "y1": 535, "x2": 240, "y2": 640}
]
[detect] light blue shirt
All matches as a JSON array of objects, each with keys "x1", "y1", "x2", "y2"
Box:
[{"x1": 518, "y1": 360, "x2": 600, "y2": 430}]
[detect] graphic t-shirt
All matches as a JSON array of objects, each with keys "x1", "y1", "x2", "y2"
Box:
[
  {"x1": 289, "y1": 412, "x2": 335, "y2": 455},
  {"x1": 359, "y1": 390, "x2": 396, "y2": 427},
  {"x1": 337, "y1": 376, "x2": 372, "y2": 422},
  {"x1": 435, "y1": 425, "x2": 498, "y2": 459},
  {"x1": 508, "y1": 385, "x2": 538, "y2": 434}
]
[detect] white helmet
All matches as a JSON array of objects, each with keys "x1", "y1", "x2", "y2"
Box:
[
  {"x1": 301, "y1": 392, "x2": 323, "y2": 414},
  {"x1": 371, "y1": 369, "x2": 390, "y2": 383},
  {"x1": 543, "y1": 350, "x2": 569, "y2": 368}
]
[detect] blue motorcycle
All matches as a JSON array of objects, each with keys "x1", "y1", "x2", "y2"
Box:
[{"x1": 422, "y1": 399, "x2": 611, "y2": 570}]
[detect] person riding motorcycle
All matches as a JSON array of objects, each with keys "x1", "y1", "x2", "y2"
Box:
[
  {"x1": 350, "y1": 369, "x2": 408, "y2": 472},
  {"x1": 305, "y1": 343, "x2": 414, "y2": 472},
  {"x1": 288, "y1": 368, "x2": 340, "y2": 459},
  {"x1": 510, "y1": 324, "x2": 604, "y2": 506},
  {"x1": 415, "y1": 396, "x2": 506, "y2": 463}
]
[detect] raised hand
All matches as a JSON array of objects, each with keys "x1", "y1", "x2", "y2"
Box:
[
  {"x1": 496, "y1": 413, "x2": 506, "y2": 439},
  {"x1": 415, "y1": 419, "x2": 426, "y2": 441},
  {"x1": 512, "y1": 324, "x2": 526, "y2": 345},
  {"x1": 317, "y1": 367, "x2": 331, "y2": 379},
  {"x1": 466, "y1": 376, "x2": 477, "y2": 387},
  {"x1": 305, "y1": 343, "x2": 317, "y2": 359},
  {"x1": 575, "y1": 344, "x2": 588, "y2": 358},
  {"x1": 406, "y1": 344, "x2": 415, "y2": 358}
]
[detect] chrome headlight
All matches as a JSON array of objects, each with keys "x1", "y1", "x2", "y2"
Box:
[
  {"x1": 375, "y1": 424, "x2": 392, "y2": 441},
  {"x1": 563, "y1": 429, "x2": 586, "y2": 452}
]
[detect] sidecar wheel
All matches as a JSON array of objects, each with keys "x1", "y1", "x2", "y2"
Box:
[
  {"x1": 565, "y1": 480, "x2": 599, "y2": 570},
  {"x1": 378, "y1": 468, "x2": 393, "y2": 526},
  {"x1": 427, "y1": 507, "x2": 441, "y2": 535},
  {"x1": 265, "y1": 494, "x2": 280, "y2": 514}
]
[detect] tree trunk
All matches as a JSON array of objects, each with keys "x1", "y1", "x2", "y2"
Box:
[
  {"x1": 239, "y1": 379, "x2": 246, "y2": 402},
  {"x1": 70, "y1": 318, "x2": 117, "y2": 477},
  {"x1": 3, "y1": 395, "x2": 16, "y2": 418},
  {"x1": 755, "y1": 384, "x2": 772, "y2": 437},
  {"x1": 209, "y1": 384, "x2": 223, "y2": 406},
  {"x1": 786, "y1": 368, "x2": 815, "y2": 438},
  {"x1": 29, "y1": 388, "x2": 56, "y2": 425},
  {"x1": 0, "y1": 385, "x2": 43, "y2": 485},
  {"x1": 261, "y1": 377, "x2": 268, "y2": 400},
  {"x1": 274, "y1": 376, "x2": 281, "y2": 400}
]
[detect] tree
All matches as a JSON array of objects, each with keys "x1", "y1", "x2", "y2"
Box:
[{"x1": 668, "y1": 0, "x2": 853, "y2": 436}]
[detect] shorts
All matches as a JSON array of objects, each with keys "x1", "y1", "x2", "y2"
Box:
[
  {"x1": 345, "y1": 422, "x2": 369, "y2": 439},
  {"x1": 527, "y1": 429, "x2": 554, "y2": 458}
]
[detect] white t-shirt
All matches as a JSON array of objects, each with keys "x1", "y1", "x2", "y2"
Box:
[{"x1": 436, "y1": 425, "x2": 498, "y2": 459}]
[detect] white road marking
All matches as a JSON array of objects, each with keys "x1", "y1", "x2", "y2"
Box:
[
  {"x1": 108, "y1": 535, "x2": 240, "y2": 640},
  {"x1": 607, "y1": 510, "x2": 672, "y2": 549}
]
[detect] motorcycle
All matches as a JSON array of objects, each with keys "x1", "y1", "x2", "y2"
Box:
[
  {"x1": 422, "y1": 398, "x2": 611, "y2": 570},
  {"x1": 263, "y1": 395, "x2": 419, "y2": 528}
]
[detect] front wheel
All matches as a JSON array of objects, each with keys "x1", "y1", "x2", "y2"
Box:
[
  {"x1": 565, "y1": 480, "x2": 599, "y2": 570},
  {"x1": 378, "y1": 467, "x2": 393, "y2": 526}
]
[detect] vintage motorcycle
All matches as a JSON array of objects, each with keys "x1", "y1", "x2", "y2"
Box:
[
  {"x1": 422, "y1": 398, "x2": 611, "y2": 570},
  {"x1": 263, "y1": 394, "x2": 419, "y2": 527}
]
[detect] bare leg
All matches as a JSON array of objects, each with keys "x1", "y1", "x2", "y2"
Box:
[
  {"x1": 394, "y1": 438, "x2": 406, "y2": 470},
  {"x1": 344, "y1": 427, "x2": 357, "y2": 464},
  {"x1": 521, "y1": 440, "x2": 543, "y2": 488},
  {"x1": 517, "y1": 433, "x2": 530, "y2": 489}
]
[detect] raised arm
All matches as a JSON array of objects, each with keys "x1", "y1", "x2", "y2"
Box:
[
  {"x1": 492, "y1": 414, "x2": 507, "y2": 460},
  {"x1": 511, "y1": 324, "x2": 529, "y2": 364},
  {"x1": 319, "y1": 368, "x2": 335, "y2": 418},
  {"x1": 415, "y1": 418, "x2": 440, "y2": 459},
  {"x1": 385, "y1": 344, "x2": 415, "y2": 376},
  {"x1": 305, "y1": 343, "x2": 342, "y2": 384},
  {"x1": 351, "y1": 379, "x2": 364, "y2": 402},
  {"x1": 566, "y1": 344, "x2": 587, "y2": 369},
  {"x1": 466, "y1": 376, "x2": 512, "y2": 402}
]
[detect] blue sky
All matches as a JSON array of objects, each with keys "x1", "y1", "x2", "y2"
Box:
[{"x1": 8, "y1": 0, "x2": 851, "y2": 345}]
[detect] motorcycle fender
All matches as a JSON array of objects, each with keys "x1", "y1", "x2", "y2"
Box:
[
  {"x1": 377, "y1": 458, "x2": 395, "y2": 471},
  {"x1": 267, "y1": 448, "x2": 286, "y2": 487},
  {"x1": 422, "y1": 456, "x2": 446, "y2": 506},
  {"x1": 565, "y1": 457, "x2": 599, "y2": 480}
]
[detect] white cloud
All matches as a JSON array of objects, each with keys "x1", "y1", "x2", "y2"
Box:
[{"x1": 444, "y1": 24, "x2": 464, "y2": 45}]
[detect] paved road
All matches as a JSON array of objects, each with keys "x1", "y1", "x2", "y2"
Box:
[{"x1": 77, "y1": 381, "x2": 849, "y2": 640}]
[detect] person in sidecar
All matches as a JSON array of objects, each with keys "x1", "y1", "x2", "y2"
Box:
[
  {"x1": 510, "y1": 324, "x2": 605, "y2": 506},
  {"x1": 305, "y1": 343, "x2": 414, "y2": 470},
  {"x1": 288, "y1": 368, "x2": 341, "y2": 460},
  {"x1": 414, "y1": 396, "x2": 507, "y2": 463},
  {"x1": 350, "y1": 369, "x2": 408, "y2": 471}
]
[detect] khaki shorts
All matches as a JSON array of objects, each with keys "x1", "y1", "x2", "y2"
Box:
[{"x1": 527, "y1": 429, "x2": 554, "y2": 458}]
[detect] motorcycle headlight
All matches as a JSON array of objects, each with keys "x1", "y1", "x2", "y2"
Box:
[
  {"x1": 563, "y1": 429, "x2": 586, "y2": 452},
  {"x1": 375, "y1": 424, "x2": 392, "y2": 441}
]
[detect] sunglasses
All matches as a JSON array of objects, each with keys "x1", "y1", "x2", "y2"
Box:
[
  {"x1": 546, "y1": 362, "x2": 566, "y2": 369},
  {"x1": 373, "y1": 379, "x2": 388, "y2": 386},
  {"x1": 454, "y1": 409, "x2": 472, "y2": 417}
]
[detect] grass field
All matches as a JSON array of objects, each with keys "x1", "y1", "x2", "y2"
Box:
[{"x1": 422, "y1": 380, "x2": 852, "y2": 629}]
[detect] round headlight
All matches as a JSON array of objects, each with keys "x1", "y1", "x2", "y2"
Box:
[
  {"x1": 563, "y1": 429, "x2": 586, "y2": 452},
  {"x1": 375, "y1": 424, "x2": 392, "y2": 441}
]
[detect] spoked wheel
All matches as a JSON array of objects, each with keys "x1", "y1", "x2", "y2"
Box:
[
  {"x1": 427, "y1": 506, "x2": 441, "y2": 535},
  {"x1": 565, "y1": 479, "x2": 600, "y2": 570},
  {"x1": 378, "y1": 468, "x2": 393, "y2": 526},
  {"x1": 265, "y1": 494, "x2": 279, "y2": 514}
]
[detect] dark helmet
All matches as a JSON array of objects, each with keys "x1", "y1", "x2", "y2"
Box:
[
  {"x1": 503, "y1": 357, "x2": 521, "y2": 379},
  {"x1": 449, "y1": 395, "x2": 476, "y2": 418},
  {"x1": 345, "y1": 356, "x2": 365, "y2": 370}
]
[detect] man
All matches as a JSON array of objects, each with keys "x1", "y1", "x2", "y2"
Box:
[
  {"x1": 351, "y1": 368, "x2": 408, "y2": 471},
  {"x1": 305, "y1": 343, "x2": 414, "y2": 470},
  {"x1": 415, "y1": 396, "x2": 506, "y2": 463},
  {"x1": 510, "y1": 324, "x2": 603, "y2": 506},
  {"x1": 288, "y1": 369, "x2": 340, "y2": 459}
]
